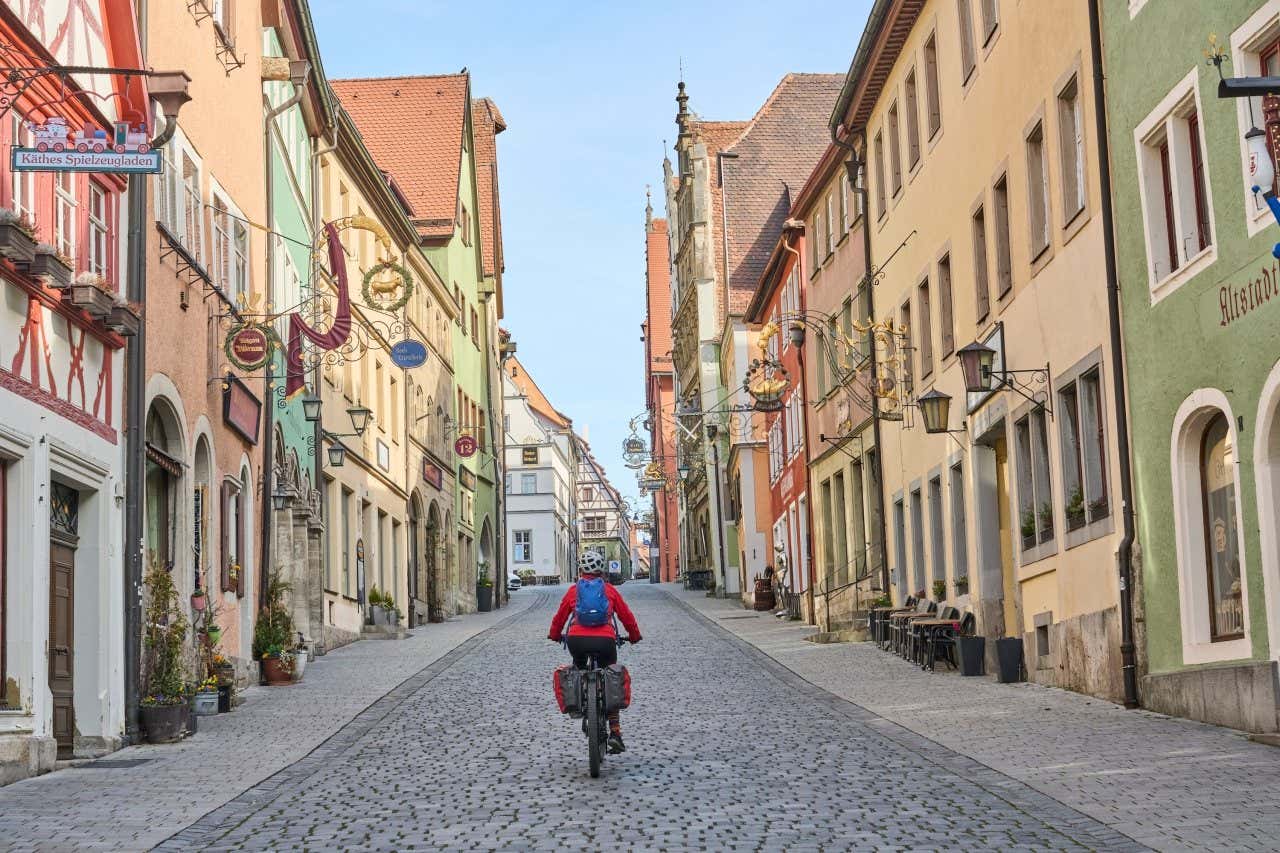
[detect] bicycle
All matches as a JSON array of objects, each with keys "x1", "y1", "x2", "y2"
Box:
[{"x1": 565, "y1": 634, "x2": 627, "y2": 778}]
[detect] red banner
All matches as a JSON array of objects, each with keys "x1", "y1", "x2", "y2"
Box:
[{"x1": 285, "y1": 222, "x2": 352, "y2": 398}]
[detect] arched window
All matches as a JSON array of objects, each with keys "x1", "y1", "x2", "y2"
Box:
[
  {"x1": 1200, "y1": 413, "x2": 1243, "y2": 641},
  {"x1": 145, "y1": 405, "x2": 181, "y2": 570}
]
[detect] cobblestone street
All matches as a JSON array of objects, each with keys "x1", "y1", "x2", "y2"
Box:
[{"x1": 11, "y1": 583, "x2": 1271, "y2": 851}]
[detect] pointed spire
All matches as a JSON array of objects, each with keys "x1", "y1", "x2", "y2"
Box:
[
  {"x1": 645, "y1": 185, "x2": 653, "y2": 228},
  {"x1": 675, "y1": 80, "x2": 692, "y2": 150}
]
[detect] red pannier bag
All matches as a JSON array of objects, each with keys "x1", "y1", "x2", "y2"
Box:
[
  {"x1": 553, "y1": 664, "x2": 583, "y2": 716},
  {"x1": 603, "y1": 663, "x2": 631, "y2": 712}
]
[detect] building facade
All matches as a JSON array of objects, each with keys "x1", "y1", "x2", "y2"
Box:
[
  {"x1": 1103, "y1": 0, "x2": 1280, "y2": 731},
  {"x1": 576, "y1": 436, "x2": 633, "y2": 580},
  {"x1": 835, "y1": 0, "x2": 1128, "y2": 699},
  {"x1": 642, "y1": 202, "x2": 681, "y2": 583}
]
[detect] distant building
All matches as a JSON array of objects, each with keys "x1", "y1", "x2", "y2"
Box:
[{"x1": 575, "y1": 436, "x2": 632, "y2": 580}]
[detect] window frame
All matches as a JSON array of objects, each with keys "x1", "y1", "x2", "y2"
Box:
[
  {"x1": 87, "y1": 181, "x2": 112, "y2": 280},
  {"x1": 916, "y1": 274, "x2": 933, "y2": 380},
  {"x1": 513, "y1": 529, "x2": 532, "y2": 563},
  {"x1": 1056, "y1": 351, "x2": 1113, "y2": 550},
  {"x1": 904, "y1": 67, "x2": 922, "y2": 170},
  {"x1": 887, "y1": 101, "x2": 903, "y2": 198},
  {"x1": 1014, "y1": 405, "x2": 1057, "y2": 564},
  {"x1": 956, "y1": 0, "x2": 978, "y2": 84},
  {"x1": 874, "y1": 130, "x2": 887, "y2": 220},
  {"x1": 972, "y1": 199, "x2": 991, "y2": 321},
  {"x1": 924, "y1": 33, "x2": 942, "y2": 140},
  {"x1": 1025, "y1": 117, "x2": 1051, "y2": 263}
]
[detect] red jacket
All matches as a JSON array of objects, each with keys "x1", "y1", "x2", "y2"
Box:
[{"x1": 548, "y1": 581, "x2": 642, "y2": 642}]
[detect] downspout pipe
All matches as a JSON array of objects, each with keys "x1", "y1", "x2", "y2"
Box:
[
  {"x1": 833, "y1": 124, "x2": 891, "y2": 598},
  {"x1": 124, "y1": 106, "x2": 185, "y2": 744},
  {"x1": 259, "y1": 75, "x2": 311, "y2": 608},
  {"x1": 1088, "y1": 0, "x2": 1140, "y2": 710}
]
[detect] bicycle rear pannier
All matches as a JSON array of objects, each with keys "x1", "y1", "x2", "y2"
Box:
[
  {"x1": 603, "y1": 663, "x2": 631, "y2": 712},
  {"x1": 553, "y1": 664, "x2": 583, "y2": 716}
]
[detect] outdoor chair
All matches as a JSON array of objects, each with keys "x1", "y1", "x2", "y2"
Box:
[
  {"x1": 873, "y1": 595, "x2": 916, "y2": 647},
  {"x1": 924, "y1": 611, "x2": 976, "y2": 672},
  {"x1": 909, "y1": 606, "x2": 958, "y2": 665},
  {"x1": 889, "y1": 599, "x2": 934, "y2": 656}
]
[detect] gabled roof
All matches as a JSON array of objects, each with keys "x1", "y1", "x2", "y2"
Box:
[
  {"x1": 331, "y1": 74, "x2": 470, "y2": 240},
  {"x1": 471, "y1": 97, "x2": 506, "y2": 280},
  {"x1": 506, "y1": 357, "x2": 572, "y2": 429}
]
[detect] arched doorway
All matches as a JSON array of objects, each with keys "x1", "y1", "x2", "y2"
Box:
[
  {"x1": 1255, "y1": 365, "x2": 1280, "y2": 660},
  {"x1": 426, "y1": 501, "x2": 442, "y2": 622},
  {"x1": 144, "y1": 400, "x2": 185, "y2": 583},
  {"x1": 408, "y1": 493, "x2": 422, "y2": 626},
  {"x1": 192, "y1": 436, "x2": 212, "y2": 598}
]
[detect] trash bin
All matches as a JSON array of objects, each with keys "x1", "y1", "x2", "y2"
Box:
[
  {"x1": 995, "y1": 637, "x2": 1025, "y2": 683},
  {"x1": 957, "y1": 635, "x2": 985, "y2": 676}
]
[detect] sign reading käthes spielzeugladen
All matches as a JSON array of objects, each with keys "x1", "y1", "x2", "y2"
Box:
[{"x1": 12, "y1": 118, "x2": 161, "y2": 174}]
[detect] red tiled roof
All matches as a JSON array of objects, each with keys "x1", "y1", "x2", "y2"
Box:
[
  {"x1": 507, "y1": 357, "x2": 572, "y2": 429},
  {"x1": 472, "y1": 97, "x2": 506, "y2": 279},
  {"x1": 331, "y1": 74, "x2": 470, "y2": 240}
]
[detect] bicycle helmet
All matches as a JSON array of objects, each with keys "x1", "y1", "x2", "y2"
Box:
[{"x1": 578, "y1": 549, "x2": 606, "y2": 576}]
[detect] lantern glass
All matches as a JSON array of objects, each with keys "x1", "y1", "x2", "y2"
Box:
[
  {"x1": 302, "y1": 395, "x2": 322, "y2": 422},
  {"x1": 918, "y1": 389, "x2": 953, "y2": 435},
  {"x1": 327, "y1": 444, "x2": 346, "y2": 467},
  {"x1": 958, "y1": 341, "x2": 996, "y2": 393},
  {"x1": 1247, "y1": 127, "x2": 1276, "y2": 194},
  {"x1": 347, "y1": 403, "x2": 373, "y2": 436},
  {"x1": 788, "y1": 324, "x2": 806, "y2": 347},
  {"x1": 271, "y1": 492, "x2": 287, "y2": 511},
  {"x1": 678, "y1": 464, "x2": 691, "y2": 480}
]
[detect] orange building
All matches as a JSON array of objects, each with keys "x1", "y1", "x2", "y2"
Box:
[{"x1": 643, "y1": 200, "x2": 680, "y2": 582}]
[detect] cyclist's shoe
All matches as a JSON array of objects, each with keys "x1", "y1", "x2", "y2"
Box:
[{"x1": 607, "y1": 733, "x2": 626, "y2": 754}]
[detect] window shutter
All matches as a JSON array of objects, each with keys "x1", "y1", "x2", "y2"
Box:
[
  {"x1": 235, "y1": 487, "x2": 246, "y2": 597},
  {"x1": 220, "y1": 481, "x2": 232, "y2": 592}
]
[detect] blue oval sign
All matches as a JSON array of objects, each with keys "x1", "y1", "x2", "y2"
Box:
[{"x1": 390, "y1": 339, "x2": 428, "y2": 369}]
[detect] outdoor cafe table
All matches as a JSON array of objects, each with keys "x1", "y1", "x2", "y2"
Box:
[{"x1": 911, "y1": 618, "x2": 962, "y2": 669}]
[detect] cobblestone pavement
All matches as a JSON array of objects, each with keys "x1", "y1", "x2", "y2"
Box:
[
  {"x1": 668, "y1": 585, "x2": 1280, "y2": 853},
  {"x1": 0, "y1": 593, "x2": 538, "y2": 853}
]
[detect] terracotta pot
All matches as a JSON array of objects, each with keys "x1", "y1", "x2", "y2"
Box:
[{"x1": 262, "y1": 655, "x2": 293, "y2": 686}]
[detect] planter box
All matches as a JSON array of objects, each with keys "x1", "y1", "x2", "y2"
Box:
[
  {"x1": 193, "y1": 691, "x2": 219, "y2": 716},
  {"x1": 69, "y1": 284, "x2": 114, "y2": 319},
  {"x1": 957, "y1": 636, "x2": 985, "y2": 676},
  {"x1": 0, "y1": 223, "x2": 36, "y2": 265},
  {"x1": 262, "y1": 655, "x2": 293, "y2": 685},
  {"x1": 140, "y1": 703, "x2": 186, "y2": 743},
  {"x1": 476, "y1": 586, "x2": 493, "y2": 612},
  {"x1": 995, "y1": 637, "x2": 1025, "y2": 683},
  {"x1": 27, "y1": 251, "x2": 72, "y2": 287}
]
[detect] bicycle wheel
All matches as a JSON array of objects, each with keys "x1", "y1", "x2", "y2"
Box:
[{"x1": 586, "y1": 676, "x2": 601, "y2": 778}]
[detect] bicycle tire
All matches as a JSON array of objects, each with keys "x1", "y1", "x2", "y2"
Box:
[{"x1": 586, "y1": 676, "x2": 601, "y2": 778}]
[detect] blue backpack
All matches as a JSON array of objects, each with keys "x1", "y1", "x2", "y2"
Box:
[{"x1": 574, "y1": 576, "x2": 611, "y2": 627}]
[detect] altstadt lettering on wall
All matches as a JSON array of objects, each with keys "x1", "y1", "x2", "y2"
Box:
[{"x1": 1219, "y1": 260, "x2": 1280, "y2": 327}]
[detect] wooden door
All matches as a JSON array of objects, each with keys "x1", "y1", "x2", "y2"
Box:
[
  {"x1": 994, "y1": 438, "x2": 1020, "y2": 639},
  {"x1": 48, "y1": 541, "x2": 75, "y2": 758}
]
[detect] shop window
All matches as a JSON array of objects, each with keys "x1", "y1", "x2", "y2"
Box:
[
  {"x1": 905, "y1": 68, "x2": 921, "y2": 169},
  {"x1": 1015, "y1": 409, "x2": 1054, "y2": 555},
  {"x1": 972, "y1": 204, "x2": 990, "y2": 320},
  {"x1": 820, "y1": 479, "x2": 835, "y2": 584},
  {"x1": 924, "y1": 34, "x2": 942, "y2": 139},
  {"x1": 957, "y1": 0, "x2": 977, "y2": 82},
  {"x1": 514, "y1": 530, "x2": 532, "y2": 563},
  {"x1": 833, "y1": 470, "x2": 849, "y2": 586},
  {"x1": 1200, "y1": 413, "x2": 1244, "y2": 641},
  {"x1": 341, "y1": 486, "x2": 352, "y2": 596},
  {"x1": 54, "y1": 171, "x2": 77, "y2": 261},
  {"x1": 88, "y1": 183, "x2": 111, "y2": 280}
]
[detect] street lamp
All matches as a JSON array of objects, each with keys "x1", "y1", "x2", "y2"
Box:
[
  {"x1": 326, "y1": 442, "x2": 347, "y2": 467},
  {"x1": 271, "y1": 491, "x2": 288, "y2": 512},
  {"x1": 301, "y1": 395, "x2": 322, "y2": 423},
  {"x1": 678, "y1": 463, "x2": 690, "y2": 480},
  {"x1": 957, "y1": 341, "x2": 997, "y2": 393},
  {"x1": 917, "y1": 389, "x2": 954, "y2": 435},
  {"x1": 788, "y1": 323, "x2": 806, "y2": 348},
  {"x1": 347, "y1": 402, "x2": 373, "y2": 436}
]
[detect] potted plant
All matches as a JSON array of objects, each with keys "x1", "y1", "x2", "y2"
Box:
[
  {"x1": 1065, "y1": 486, "x2": 1086, "y2": 531},
  {"x1": 291, "y1": 637, "x2": 308, "y2": 681},
  {"x1": 1037, "y1": 502, "x2": 1054, "y2": 543},
  {"x1": 28, "y1": 243, "x2": 72, "y2": 287},
  {"x1": 253, "y1": 569, "x2": 297, "y2": 685},
  {"x1": 476, "y1": 564, "x2": 493, "y2": 612},
  {"x1": 190, "y1": 587, "x2": 207, "y2": 612},
  {"x1": 212, "y1": 653, "x2": 235, "y2": 713},
  {"x1": 931, "y1": 579, "x2": 947, "y2": 601},
  {"x1": 1088, "y1": 497, "x2": 1108, "y2": 523},
  {"x1": 193, "y1": 676, "x2": 220, "y2": 716},
  {"x1": 68, "y1": 273, "x2": 114, "y2": 319},
  {"x1": 0, "y1": 209, "x2": 37, "y2": 265},
  {"x1": 954, "y1": 575, "x2": 969, "y2": 595},
  {"x1": 1020, "y1": 509, "x2": 1037, "y2": 551},
  {"x1": 106, "y1": 299, "x2": 141, "y2": 336},
  {"x1": 140, "y1": 558, "x2": 190, "y2": 743}
]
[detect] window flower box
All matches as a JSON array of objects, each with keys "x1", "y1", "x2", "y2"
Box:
[
  {"x1": 106, "y1": 301, "x2": 141, "y2": 336},
  {"x1": 28, "y1": 244, "x2": 72, "y2": 288},
  {"x1": 69, "y1": 282, "x2": 115, "y2": 319},
  {"x1": 0, "y1": 211, "x2": 37, "y2": 266}
]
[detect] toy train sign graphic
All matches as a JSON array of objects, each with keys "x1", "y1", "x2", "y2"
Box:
[{"x1": 11, "y1": 118, "x2": 162, "y2": 174}]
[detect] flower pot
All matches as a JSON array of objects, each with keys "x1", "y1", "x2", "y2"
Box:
[
  {"x1": 995, "y1": 637, "x2": 1025, "y2": 684},
  {"x1": 262, "y1": 655, "x2": 293, "y2": 686},
  {"x1": 194, "y1": 691, "x2": 219, "y2": 716},
  {"x1": 957, "y1": 636, "x2": 985, "y2": 676},
  {"x1": 140, "y1": 703, "x2": 187, "y2": 743},
  {"x1": 28, "y1": 250, "x2": 72, "y2": 288},
  {"x1": 206, "y1": 627, "x2": 222, "y2": 646},
  {"x1": 367, "y1": 604, "x2": 383, "y2": 626},
  {"x1": 190, "y1": 591, "x2": 207, "y2": 612},
  {"x1": 217, "y1": 684, "x2": 232, "y2": 713},
  {"x1": 0, "y1": 222, "x2": 37, "y2": 265},
  {"x1": 69, "y1": 283, "x2": 114, "y2": 319},
  {"x1": 476, "y1": 586, "x2": 493, "y2": 612}
]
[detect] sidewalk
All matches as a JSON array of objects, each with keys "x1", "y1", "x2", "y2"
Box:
[
  {"x1": 0, "y1": 592, "x2": 543, "y2": 853},
  {"x1": 664, "y1": 584, "x2": 1280, "y2": 852}
]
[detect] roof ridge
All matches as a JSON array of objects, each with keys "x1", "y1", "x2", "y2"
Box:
[
  {"x1": 331, "y1": 72, "x2": 468, "y2": 84},
  {"x1": 728, "y1": 72, "x2": 843, "y2": 151}
]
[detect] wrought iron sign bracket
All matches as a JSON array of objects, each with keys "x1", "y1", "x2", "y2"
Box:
[
  {"x1": 992, "y1": 365, "x2": 1054, "y2": 419},
  {"x1": 157, "y1": 222, "x2": 213, "y2": 288}
]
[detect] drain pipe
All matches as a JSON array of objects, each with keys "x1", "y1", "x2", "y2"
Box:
[
  {"x1": 832, "y1": 125, "x2": 891, "y2": 598},
  {"x1": 1087, "y1": 0, "x2": 1139, "y2": 710}
]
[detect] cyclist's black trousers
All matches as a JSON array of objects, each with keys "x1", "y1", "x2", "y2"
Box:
[{"x1": 566, "y1": 635, "x2": 617, "y2": 669}]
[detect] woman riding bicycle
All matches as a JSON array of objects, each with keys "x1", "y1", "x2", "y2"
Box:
[{"x1": 548, "y1": 550, "x2": 642, "y2": 754}]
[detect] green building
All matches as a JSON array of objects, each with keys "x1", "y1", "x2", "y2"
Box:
[{"x1": 1104, "y1": 0, "x2": 1280, "y2": 732}]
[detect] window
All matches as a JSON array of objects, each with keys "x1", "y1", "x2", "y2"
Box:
[
  {"x1": 917, "y1": 277, "x2": 933, "y2": 379},
  {"x1": 582, "y1": 486, "x2": 594, "y2": 504},
  {"x1": 957, "y1": 0, "x2": 977, "y2": 82},
  {"x1": 769, "y1": 418, "x2": 784, "y2": 480},
  {"x1": 993, "y1": 174, "x2": 1013, "y2": 296},
  {"x1": 874, "y1": 131, "x2": 887, "y2": 218},
  {"x1": 212, "y1": 195, "x2": 249, "y2": 303},
  {"x1": 341, "y1": 486, "x2": 352, "y2": 595},
  {"x1": 950, "y1": 463, "x2": 968, "y2": 585},
  {"x1": 937, "y1": 254, "x2": 954, "y2": 357},
  {"x1": 1199, "y1": 413, "x2": 1243, "y2": 641},
  {"x1": 212, "y1": 0, "x2": 234, "y2": 44},
  {"x1": 471, "y1": 307, "x2": 479, "y2": 346},
  {"x1": 825, "y1": 193, "x2": 835, "y2": 256},
  {"x1": 522, "y1": 446, "x2": 539, "y2": 465},
  {"x1": 910, "y1": 488, "x2": 926, "y2": 595},
  {"x1": 88, "y1": 183, "x2": 110, "y2": 279},
  {"x1": 513, "y1": 530, "x2": 532, "y2": 563},
  {"x1": 583, "y1": 515, "x2": 607, "y2": 535},
  {"x1": 478, "y1": 407, "x2": 486, "y2": 451},
  {"x1": 1026, "y1": 120, "x2": 1050, "y2": 259},
  {"x1": 820, "y1": 479, "x2": 835, "y2": 583},
  {"x1": 972, "y1": 205, "x2": 990, "y2": 319},
  {"x1": 905, "y1": 69, "x2": 921, "y2": 169},
  {"x1": 1015, "y1": 409, "x2": 1054, "y2": 553},
  {"x1": 10, "y1": 117, "x2": 34, "y2": 220},
  {"x1": 924, "y1": 35, "x2": 942, "y2": 139},
  {"x1": 840, "y1": 173, "x2": 851, "y2": 232},
  {"x1": 460, "y1": 201, "x2": 471, "y2": 246},
  {"x1": 182, "y1": 152, "x2": 203, "y2": 260},
  {"x1": 849, "y1": 460, "x2": 868, "y2": 577},
  {"x1": 521, "y1": 473, "x2": 537, "y2": 494},
  {"x1": 1058, "y1": 75, "x2": 1085, "y2": 221},
  {"x1": 980, "y1": 0, "x2": 999, "y2": 43},
  {"x1": 900, "y1": 300, "x2": 914, "y2": 394},
  {"x1": 377, "y1": 510, "x2": 387, "y2": 590},
  {"x1": 55, "y1": 171, "x2": 76, "y2": 260},
  {"x1": 929, "y1": 475, "x2": 946, "y2": 586},
  {"x1": 887, "y1": 102, "x2": 903, "y2": 196},
  {"x1": 0, "y1": 461, "x2": 6, "y2": 706},
  {"x1": 893, "y1": 497, "x2": 907, "y2": 591},
  {"x1": 833, "y1": 471, "x2": 849, "y2": 585},
  {"x1": 1136, "y1": 77, "x2": 1215, "y2": 294},
  {"x1": 1059, "y1": 366, "x2": 1109, "y2": 534}
]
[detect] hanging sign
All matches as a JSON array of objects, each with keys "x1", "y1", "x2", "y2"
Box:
[
  {"x1": 459, "y1": 468, "x2": 477, "y2": 491},
  {"x1": 225, "y1": 323, "x2": 275, "y2": 372},
  {"x1": 390, "y1": 339, "x2": 428, "y2": 369},
  {"x1": 455, "y1": 435, "x2": 478, "y2": 458},
  {"x1": 422, "y1": 459, "x2": 443, "y2": 489},
  {"x1": 13, "y1": 118, "x2": 161, "y2": 174}
]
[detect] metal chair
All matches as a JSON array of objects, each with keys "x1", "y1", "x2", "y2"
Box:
[{"x1": 925, "y1": 611, "x2": 975, "y2": 672}]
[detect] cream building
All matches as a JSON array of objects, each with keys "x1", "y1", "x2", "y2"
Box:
[{"x1": 833, "y1": 0, "x2": 1126, "y2": 699}]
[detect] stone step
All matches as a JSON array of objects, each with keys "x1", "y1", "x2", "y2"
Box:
[
  {"x1": 804, "y1": 626, "x2": 869, "y2": 645},
  {"x1": 360, "y1": 625, "x2": 409, "y2": 641}
]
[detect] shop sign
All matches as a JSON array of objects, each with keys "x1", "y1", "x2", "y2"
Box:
[
  {"x1": 222, "y1": 373, "x2": 262, "y2": 444},
  {"x1": 12, "y1": 118, "x2": 161, "y2": 174},
  {"x1": 455, "y1": 435, "x2": 478, "y2": 458},
  {"x1": 390, "y1": 339, "x2": 428, "y2": 369},
  {"x1": 1212, "y1": 260, "x2": 1280, "y2": 329},
  {"x1": 422, "y1": 459, "x2": 443, "y2": 489},
  {"x1": 225, "y1": 324, "x2": 274, "y2": 372},
  {"x1": 459, "y1": 468, "x2": 477, "y2": 491}
]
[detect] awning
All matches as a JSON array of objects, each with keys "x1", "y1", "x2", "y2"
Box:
[{"x1": 145, "y1": 442, "x2": 183, "y2": 477}]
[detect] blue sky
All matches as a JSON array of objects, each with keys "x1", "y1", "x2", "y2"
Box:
[{"x1": 311, "y1": 0, "x2": 874, "y2": 505}]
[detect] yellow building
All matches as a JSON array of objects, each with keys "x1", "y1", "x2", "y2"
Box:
[{"x1": 832, "y1": 0, "x2": 1126, "y2": 699}]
